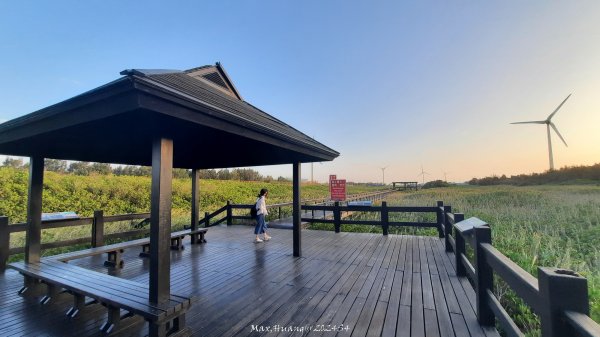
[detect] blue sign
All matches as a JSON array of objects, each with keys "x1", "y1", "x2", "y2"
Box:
[{"x1": 41, "y1": 212, "x2": 79, "y2": 221}]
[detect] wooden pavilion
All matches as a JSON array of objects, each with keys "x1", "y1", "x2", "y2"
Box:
[{"x1": 0, "y1": 63, "x2": 339, "y2": 335}]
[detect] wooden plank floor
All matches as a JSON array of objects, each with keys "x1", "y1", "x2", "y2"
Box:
[{"x1": 0, "y1": 226, "x2": 499, "y2": 337}]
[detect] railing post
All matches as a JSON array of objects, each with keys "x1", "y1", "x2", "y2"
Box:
[
  {"x1": 278, "y1": 206, "x2": 281, "y2": 220},
  {"x1": 538, "y1": 267, "x2": 589, "y2": 337},
  {"x1": 381, "y1": 201, "x2": 389, "y2": 236},
  {"x1": 444, "y1": 206, "x2": 452, "y2": 252},
  {"x1": 92, "y1": 210, "x2": 104, "y2": 248},
  {"x1": 454, "y1": 213, "x2": 466, "y2": 277},
  {"x1": 0, "y1": 216, "x2": 8, "y2": 272},
  {"x1": 474, "y1": 225, "x2": 494, "y2": 326},
  {"x1": 436, "y1": 201, "x2": 444, "y2": 238},
  {"x1": 226, "y1": 201, "x2": 232, "y2": 226},
  {"x1": 334, "y1": 201, "x2": 341, "y2": 233},
  {"x1": 204, "y1": 212, "x2": 210, "y2": 228}
]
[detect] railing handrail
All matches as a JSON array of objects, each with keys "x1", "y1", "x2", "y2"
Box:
[{"x1": 565, "y1": 311, "x2": 600, "y2": 337}]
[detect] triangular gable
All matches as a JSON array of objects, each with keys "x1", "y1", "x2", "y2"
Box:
[{"x1": 185, "y1": 62, "x2": 242, "y2": 100}]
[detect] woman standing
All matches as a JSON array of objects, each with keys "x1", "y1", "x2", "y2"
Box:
[{"x1": 254, "y1": 188, "x2": 271, "y2": 243}]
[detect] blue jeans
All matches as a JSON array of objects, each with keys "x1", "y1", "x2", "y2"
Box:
[{"x1": 254, "y1": 214, "x2": 268, "y2": 235}]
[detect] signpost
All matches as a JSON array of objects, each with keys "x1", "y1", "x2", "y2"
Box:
[{"x1": 329, "y1": 175, "x2": 346, "y2": 201}]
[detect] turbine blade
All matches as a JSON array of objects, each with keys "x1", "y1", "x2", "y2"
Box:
[
  {"x1": 510, "y1": 121, "x2": 546, "y2": 124},
  {"x1": 547, "y1": 94, "x2": 572, "y2": 121},
  {"x1": 550, "y1": 122, "x2": 568, "y2": 147}
]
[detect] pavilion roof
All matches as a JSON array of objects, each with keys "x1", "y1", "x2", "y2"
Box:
[{"x1": 0, "y1": 63, "x2": 339, "y2": 169}]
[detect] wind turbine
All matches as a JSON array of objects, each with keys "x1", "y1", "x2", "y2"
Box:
[
  {"x1": 511, "y1": 94, "x2": 570, "y2": 170},
  {"x1": 379, "y1": 167, "x2": 387, "y2": 185},
  {"x1": 441, "y1": 170, "x2": 450, "y2": 182},
  {"x1": 417, "y1": 165, "x2": 429, "y2": 185}
]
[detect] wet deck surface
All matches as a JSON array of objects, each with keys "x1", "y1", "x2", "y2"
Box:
[{"x1": 0, "y1": 225, "x2": 499, "y2": 337}]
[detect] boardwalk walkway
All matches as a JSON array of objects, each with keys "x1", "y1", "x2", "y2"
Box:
[{"x1": 0, "y1": 226, "x2": 499, "y2": 337}]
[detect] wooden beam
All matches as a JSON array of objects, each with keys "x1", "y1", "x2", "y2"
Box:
[
  {"x1": 25, "y1": 156, "x2": 44, "y2": 264},
  {"x1": 292, "y1": 162, "x2": 301, "y2": 257},
  {"x1": 191, "y1": 169, "x2": 199, "y2": 231},
  {"x1": 150, "y1": 138, "x2": 173, "y2": 304}
]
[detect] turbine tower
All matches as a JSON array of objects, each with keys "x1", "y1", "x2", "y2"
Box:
[
  {"x1": 511, "y1": 94, "x2": 570, "y2": 170},
  {"x1": 380, "y1": 167, "x2": 387, "y2": 185},
  {"x1": 417, "y1": 165, "x2": 429, "y2": 185}
]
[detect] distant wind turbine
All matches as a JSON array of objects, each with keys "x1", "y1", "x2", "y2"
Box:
[
  {"x1": 511, "y1": 94, "x2": 571, "y2": 170},
  {"x1": 442, "y1": 170, "x2": 450, "y2": 182},
  {"x1": 417, "y1": 165, "x2": 429, "y2": 185},
  {"x1": 379, "y1": 167, "x2": 387, "y2": 185}
]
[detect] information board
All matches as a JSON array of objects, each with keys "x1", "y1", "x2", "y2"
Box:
[{"x1": 330, "y1": 179, "x2": 346, "y2": 201}]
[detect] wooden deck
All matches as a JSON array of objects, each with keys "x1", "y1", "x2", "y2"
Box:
[{"x1": 0, "y1": 226, "x2": 499, "y2": 337}]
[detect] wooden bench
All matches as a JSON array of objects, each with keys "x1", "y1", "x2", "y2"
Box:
[
  {"x1": 49, "y1": 228, "x2": 208, "y2": 268},
  {"x1": 9, "y1": 260, "x2": 192, "y2": 336}
]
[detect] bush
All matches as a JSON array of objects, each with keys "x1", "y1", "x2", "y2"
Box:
[{"x1": 422, "y1": 180, "x2": 450, "y2": 189}]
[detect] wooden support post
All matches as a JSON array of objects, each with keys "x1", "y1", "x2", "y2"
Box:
[
  {"x1": 381, "y1": 201, "x2": 389, "y2": 236},
  {"x1": 444, "y1": 206, "x2": 452, "y2": 252},
  {"x1": 149, "y1": 138, "x2": 172, "y2": 304},
  {"x1": 292, "y1": 162, "x2": 301, "y2": 257},
  {"x1": 538, "y1": 267, "x2": 589, "y2": 337},
  {"x1": 67, "y1": 293, "x2": 86, "y2": 318},
  {"x1": 40, "y1": 283, "x2": 59, "y2": 305},
  {"x1": 101, "y1": 306, "x2": 122, "y2": 334},
  {"x1": 191, "y1": 169, "x2": 199, "y2": 232},
  {"x1": 92, "y1": 210, "x2": 104, "y2": 248},
  {"x1": 25, "y1": 156, "x2": 44, "y2": 264},
  {"x1": 204, "y1": 211, "x2": 210, "y2": 228},
  {"x1": 334, "y1": 202, "x2": 341, "y2": 233},
  {"x1": 474, "y1": 225, "x2": 494, "y2": 326},
  {"x1": 104, "y1": 249, "x2": 124, "y2": 268},
  {"x1": 436, "y1": 201, "x2": 445, "y2": 238},
  {"x1": 454, "y1": 213, "x2": 466, "y2": 277},
  {"x1": 226, "y1": 201, "x2": 232, "y2": 226},
  {"x1": 0, "y1": 216, "x2": 8, "y2": 272}
]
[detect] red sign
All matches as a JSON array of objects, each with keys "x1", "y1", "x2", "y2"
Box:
[{"x1": 330, "y1": 179, "x2": 346, "y2": 201}]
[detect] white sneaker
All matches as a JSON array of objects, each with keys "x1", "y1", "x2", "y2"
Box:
[
  {"x1": 263, "y1": 235, "x2": 271, "y2": 241},
  {"x1": 255, "y1": 238, "x2": 263, "y2": 243}
]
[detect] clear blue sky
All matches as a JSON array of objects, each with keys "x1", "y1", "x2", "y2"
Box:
[{"x1": 1, "y1": 1, "x2": 599, "y2": 182}]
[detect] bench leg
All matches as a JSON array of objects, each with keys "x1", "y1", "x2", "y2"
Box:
[
  {"x1": 40, "y1": 283, "x2": 60, "y2": 305},
  {"x1": 66, "y1": 293, "x2": 86, "y2": 318},
  {"x1": 139, "y1": 244, "x2": 150, "y2": 258},
  {"x1": 190, "y1": 232, "x2": 206, "y2": 244},
  {"x1": 104, "y1": 249, "x2": 124, "y2": 268},
  {"x1": 149, "y1": 311, "x2": 191, "y2": 337},
  {"x1": 18, "y1": 275, "x2": 44, "y2": 296},
  {"x1": 170, "y1": 236, "x2": 185, "y2": 251},
  {"x1": 100, "y1": 306, "x2": 121, "y2": 334}
]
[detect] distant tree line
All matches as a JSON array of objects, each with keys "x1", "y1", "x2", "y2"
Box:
[
  {"x1": 468, "y1": 163, "x2": 600, "y2": 186},
  {"x1": 1, "y1": 157, "x2": 289, "y2": 182}
]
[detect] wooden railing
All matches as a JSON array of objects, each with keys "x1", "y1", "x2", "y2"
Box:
[
  {"x1": 300, "y1": 201, "x2": 444, "y2": 236},
  {"x1": 443, "y1": 208, "x2": 600, "y2": 337},
  {"x1": 0, "y1": 212, "x2": 150, "y2": 270},
  {"x1": 228, "y1": 190, "x2": 396, "y2": 224}
]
